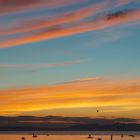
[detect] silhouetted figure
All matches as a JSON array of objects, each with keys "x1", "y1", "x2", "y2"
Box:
[
  {"x1": 111, "y1": 135, "x2": 113, "y2": 140},
  {"x1": 97, "y1": 110, "x2": 99, "y2": 113},
  {"x1": 21, "y1": 137, "x2": 25, "y2": 140},
  {"x1": 98, "y1": 138, "x2": 102, "y2": 140},
  {"x1": 121, "y1": 134, "x2": 124, "y2": 137},
  {"x1": 87, "y1": 134, "x2": 93, "y2": 138}
]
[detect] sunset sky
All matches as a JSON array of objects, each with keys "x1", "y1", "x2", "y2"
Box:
[{"x1": 0, "y1": 0, "x2": 140, "y2": 120}]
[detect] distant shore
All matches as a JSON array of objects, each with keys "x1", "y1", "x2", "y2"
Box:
[
  {"x1": 0, "y1": 131, "x2": 140, "y2": 136},
  {"x1": 0, "y1": 123, "x2": 140, "y2": 131}
]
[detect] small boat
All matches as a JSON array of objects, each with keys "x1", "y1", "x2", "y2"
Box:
[
  {"x1": 46, "y1": 134, "x2": 50, "y2": 136},
  {"x1": 87, "y1": 134, "x2": 93, "y2": 138}
]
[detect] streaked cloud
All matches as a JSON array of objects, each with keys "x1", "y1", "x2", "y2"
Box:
[
  {"x1": 0, "y1": 1, "x2": 107, "y2": 35},
  {"x1": 0, "y1": 0, "x2": 84, "y2": 15},
  {"x1": 79, "y1": 77, "x2": 101, "y2": 82},
  {"x1": 0, "y1": 0, "x2": 140, "y2": 48},
  {"x1": 0, "y1": 77, "x2": 139, "y2": 117},
  {"x1": 0, "y1": 59, "x2": 86, "y2": 68},
  {"x1": 116, "y1": 0, "x2": 133, "y2": 7}
]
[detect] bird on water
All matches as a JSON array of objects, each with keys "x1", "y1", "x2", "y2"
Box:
[{"x1": 87, "y1": 134, "x2": 93, "y2": 138}]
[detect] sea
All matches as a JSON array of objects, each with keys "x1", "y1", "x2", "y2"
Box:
[{"x1": 0, "y1": 131, "x2": 139, "y2": 140}]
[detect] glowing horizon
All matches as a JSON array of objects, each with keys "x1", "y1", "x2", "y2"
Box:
[{"x1": 0, "y1": 77, "x2": 139, "y2": 119}]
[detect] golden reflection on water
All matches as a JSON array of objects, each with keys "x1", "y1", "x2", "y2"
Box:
[{"x1": 0, "y1": 135, "x2": 139, "y2": 140}]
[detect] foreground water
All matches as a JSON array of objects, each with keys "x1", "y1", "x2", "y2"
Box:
[{"x1": 0, "y1": 131, "x2": 139, "y2": 140}]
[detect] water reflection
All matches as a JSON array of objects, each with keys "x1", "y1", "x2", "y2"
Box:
[{"x1": 0, "y1": 135, "x2": 139, "y2": 140}]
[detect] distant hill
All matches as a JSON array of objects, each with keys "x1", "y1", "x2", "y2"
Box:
[{"x1": 0, "y1": 116, "x2": 139, "y2": 131}]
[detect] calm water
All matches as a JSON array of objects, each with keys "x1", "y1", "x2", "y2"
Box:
[{"x1": 0, "y1": 131, "x2": 139, "y2": 140}]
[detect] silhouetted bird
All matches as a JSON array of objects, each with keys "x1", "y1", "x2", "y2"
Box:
[
  {"x1": 33, "y1": 133, "x2": 38, "y2": 138},
  {"x1": 33, "y1": 134, "x2": 37, "y2": 138},
  {"x1": 87, "y1": 134, "x2": 93, "y2": 138},
  {"x1": 97, "y1": 110, "x2": 99, "y2": 112}
]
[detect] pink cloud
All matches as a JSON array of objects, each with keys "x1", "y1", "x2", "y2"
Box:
[
  {"x1": 0, "y1": 1, "x2": 107, "y2": 35},
  {"x1": 0, "y1": 0, "x2": 85, "y2": 15},
  {"x1": 0, "y1": 9, "x2": 140, "y2": 48}
]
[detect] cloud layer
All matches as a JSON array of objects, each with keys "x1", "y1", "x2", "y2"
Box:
[
  {"x1": 0, "y1": 0, "x2": 139, "y2": 48},
  {"x1": 0, "y1": 0, "x2": 83, "y2": 15},
  {"x1": 0, "y1": 77, "x2": 139, "y2": 117},
  {"x1": 0, "y1": 59, "x2": 86, "y2": 68}
]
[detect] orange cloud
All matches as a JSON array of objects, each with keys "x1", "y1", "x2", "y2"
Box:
[
  {"x1": 0, "y1": 9, "x2": 140, "y2": 48},
  {"x1": 0, "y1": 77, "x2": 139, "y2": 116},
  {"x1": 79, "y1": 77, "x2": 101, "y2": 82},
  {"x1": 0, "y1": 0, "x2": 84, "y2": 15}
]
